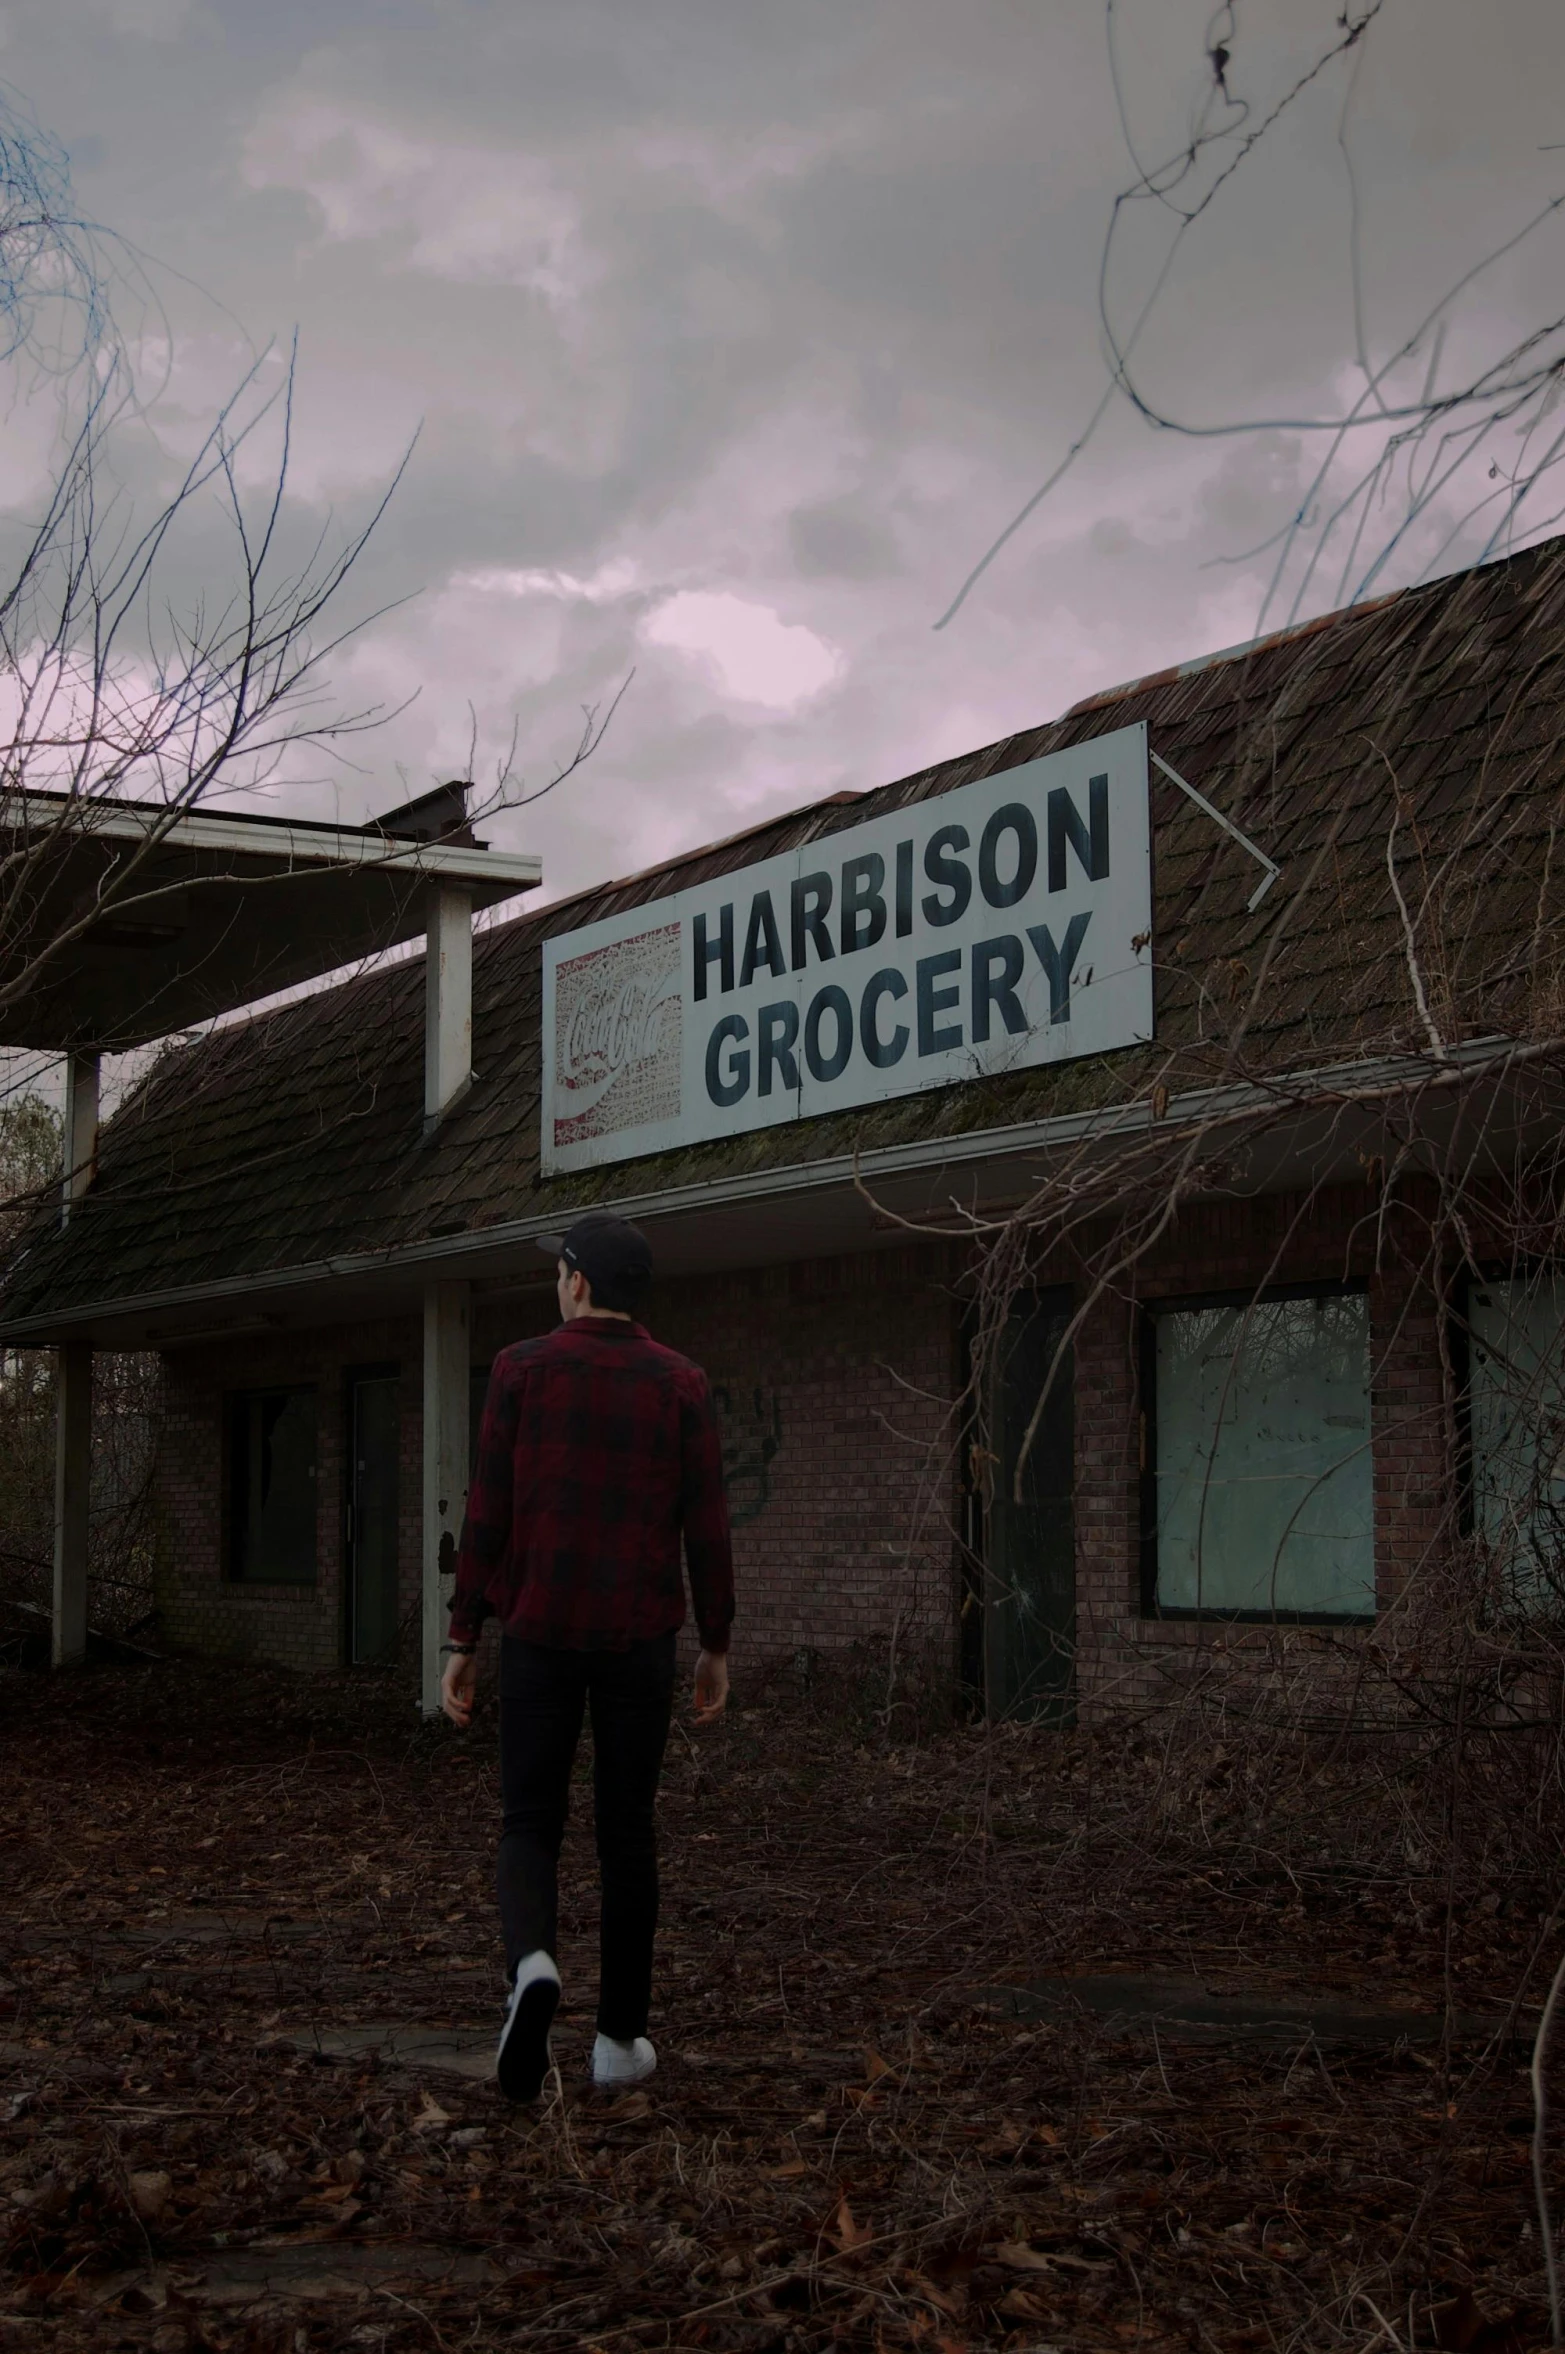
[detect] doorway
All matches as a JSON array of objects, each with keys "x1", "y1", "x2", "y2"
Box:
[
  {"x1": 347, "y1": 1369, "x2": 401, "y2": 1665},
  {"x1": 980, "y1": 1290, "x2": 1076, "y2": 1723}
]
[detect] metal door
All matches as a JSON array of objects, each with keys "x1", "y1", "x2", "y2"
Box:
[
  {"x1": 984, "y1": 1291, "x2": 1076, "y2": 1722},
  {"x1": 348, "y1": 1373, "x2": 400, "y2": 1664}
]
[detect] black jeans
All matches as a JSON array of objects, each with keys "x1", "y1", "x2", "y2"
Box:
[{"x1": 497, "y1": 1632, "x2": 676, "y2": 2040}]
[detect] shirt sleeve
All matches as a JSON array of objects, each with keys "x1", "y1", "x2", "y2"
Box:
[
  {"x1": 679, "y1": 1370, "x2": 735, "y2": 1653},
  {"x1": 448, "y1": 1357, "x2": 520, "y2": 1645}
]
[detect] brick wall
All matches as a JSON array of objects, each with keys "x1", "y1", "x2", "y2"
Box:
[
  {"x1": 154, "y1": 1247, "x2": 962, "y2": 1683},
  {"x1": 150, "y1": 1183, "x2": 1460, "y2": 1716},
  {"x1": 652, "y1": 1246, "x2": 960, "y2": 1662}
]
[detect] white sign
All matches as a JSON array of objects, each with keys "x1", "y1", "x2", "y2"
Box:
[{"x1": 540, "y1": 722, "x2": 1151, "y2": 1174}]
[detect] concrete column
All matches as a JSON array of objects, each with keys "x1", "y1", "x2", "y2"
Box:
[
  {"x1": 421, "y1": 1279, "x2": 471, "y2": 1714},
  {"x1": 424, "y1": 885, "x2": 472, "y2": 1132},
  {"x1": 62, "y1": 1050, "x2": 100, "y2": 1221},
  {"x1": 52, "y1": 1340, "x2": 91, "y2": 1668}
]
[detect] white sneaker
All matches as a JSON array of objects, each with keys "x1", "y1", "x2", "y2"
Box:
[
  {"x1": 496, "y1": 1950, "x2": 560, "y2": 2102},
  {"x1": 591, "y1": 2031, "x2": 657, "y2": 2088}
]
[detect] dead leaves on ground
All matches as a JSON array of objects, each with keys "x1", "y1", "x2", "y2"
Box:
[
  {"x1": 0, "y1": 1658, "x2": 1558, "y2": 2352},
  {"x1": 828, "y1": 2194, "x2": 870, "y2": 2255}
]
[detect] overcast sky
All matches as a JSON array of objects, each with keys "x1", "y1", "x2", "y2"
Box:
[{"x1": 1, "y1": 0, "x2": 1561, "y2": 910}]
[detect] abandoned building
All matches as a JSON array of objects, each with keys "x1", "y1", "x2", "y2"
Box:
[{"x1": 6, "y1": 534, "x2": 1565, "y2": 1717}]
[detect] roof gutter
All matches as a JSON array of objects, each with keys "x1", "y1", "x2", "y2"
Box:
[
  {"x1": 7, "y1": 792, "x2": 543, "y2": 890},
  {"x1": 0, "y1": 1035, "x2": 1525, "y2": 1345}
]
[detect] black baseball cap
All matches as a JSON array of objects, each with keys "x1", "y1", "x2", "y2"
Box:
[{"x1": 536, "y1": 1211, "x2": 653, "y2": 1314}]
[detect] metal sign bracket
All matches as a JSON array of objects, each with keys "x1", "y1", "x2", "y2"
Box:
[{"x1": 1151, "y1": 748, "x2": 1281, "y2": 911}]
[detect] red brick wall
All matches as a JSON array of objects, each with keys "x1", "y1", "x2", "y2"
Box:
[
  {"x1": 651, "y1": 1247, "x2": 960, "y2": 1664},
  {"x1": 150, "y1": 1184, "x2": 1458, "y2": 1715},
  {"x1": 154, "y1": 1248, "x2": 962, "y2": 1682}
]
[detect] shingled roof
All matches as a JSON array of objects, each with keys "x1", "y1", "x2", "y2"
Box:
[{"x1": 7, "y1": 531, "x2": 1565, "y2": 1331}]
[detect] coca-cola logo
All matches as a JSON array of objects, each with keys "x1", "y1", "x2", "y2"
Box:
[
  {"x1": 552, "y1": 922, "x2": 683, "y2": 1142},
  {"x1": 560, "y1": 972, "x2": 673, "y2": 1089}
]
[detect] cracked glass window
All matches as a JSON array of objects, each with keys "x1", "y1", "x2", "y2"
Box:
[{"x1": 1152, "y1": 1292, "x2": 1374, "y2": 1617}]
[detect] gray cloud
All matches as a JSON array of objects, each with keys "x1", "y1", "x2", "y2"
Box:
[
  {"x1": 789, "y1": 495, "x2": 904, "y2": 582},
  {"x1": 0, "y1": 0, "x2": 1557, "y2": 918}
]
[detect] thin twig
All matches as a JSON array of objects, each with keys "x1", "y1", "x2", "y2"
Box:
[{"x1": 1532, "y1": 1942, "x2": 1565, "y2": 2346}]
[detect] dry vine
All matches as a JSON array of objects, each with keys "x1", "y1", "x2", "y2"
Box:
[{"x1": 868, "y1": 540, "x2": 1565, "y2": 2342}]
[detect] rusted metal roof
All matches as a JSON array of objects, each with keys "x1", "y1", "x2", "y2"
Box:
[
  {"x1": 1061, "y1": 590, "x2": 1403, "y2": 722},
  {"x1": 6, "y1": 534, "x2": 1565, "y2": 1325}
]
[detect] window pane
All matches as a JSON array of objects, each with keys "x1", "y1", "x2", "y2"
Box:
[
  {"x1": 1154, "y1": 1293, "x2": 1374, "y2": 1616},
  {"x1": 1469, "y1": 1276, "x2": 1565, "y2": 1602},
  {"x1": 229, "y1": 1387, "x2": 318, "y2": 1583}
]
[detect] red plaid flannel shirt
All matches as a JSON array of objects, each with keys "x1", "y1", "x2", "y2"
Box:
[{"x1": 448, "y1": 1317, "x2": 734, "y2": 1653}]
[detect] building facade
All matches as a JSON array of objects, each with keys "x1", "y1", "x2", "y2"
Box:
[{"x1": 8, "y1": 538, "x2": 1565, "y2": 1716}]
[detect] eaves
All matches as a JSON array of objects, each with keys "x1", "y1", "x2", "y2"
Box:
[{"x1": 0, "y1": 1035, "x2": 1525, "y2": 1347}]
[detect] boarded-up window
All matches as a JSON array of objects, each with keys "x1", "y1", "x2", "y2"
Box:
[
  {"x1": 1469, "y1": 1276, "x2": 1565, "y2": 1600},
  {"x1": 1149, "y1": 1291, "x2": 1374, "y2": 1617},
  {"x1": 227, "y1": 1387, "x2": 318, "y2": 1583}
]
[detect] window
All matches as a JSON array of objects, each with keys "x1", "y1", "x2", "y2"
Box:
[
  {"x1": 227, "y1": 1387, "x2": 318, "y2": 1583},
  {"x1": 1468, "y1": 1275, "x2": 1565, "y2": 1602},
  {"x1": 1146, "y1": 1289, "x2": 1374, "y2": 1619}
]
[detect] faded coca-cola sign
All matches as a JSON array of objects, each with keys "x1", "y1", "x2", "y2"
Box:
[
  {"x1": 550, "y1": 922, "x2": 683, "y2": 1148},
  {"x1": 562, "y1": 973, "x2": 671, "y2": 1085}
]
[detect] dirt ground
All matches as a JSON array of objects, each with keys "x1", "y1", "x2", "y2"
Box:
[{"x1": 1, "y1": 1652, "x2": 1561, "y2": 2353}]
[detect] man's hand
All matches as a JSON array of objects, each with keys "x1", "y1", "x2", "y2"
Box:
[
  {"x1": 692, "y1": 1648, "x2": 729, "y2": 1725},
  {"x1": 441, "y1": 1649, "x2": 479, "y2": 1729}
]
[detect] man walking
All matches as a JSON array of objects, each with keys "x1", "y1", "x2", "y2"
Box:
[{"x1": 440, "y1": 1211, "x2": 734, "y2": 2103}]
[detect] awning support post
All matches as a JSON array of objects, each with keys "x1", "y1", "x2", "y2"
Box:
[
  {"x1": 424, "y1": 886, "x2": 473, "y2": 1134},
  {"x1": 52, "y1": 1340, "x2": 91, "y2": 1667},
  {"x1": 62, "y1": 1050, "x2": 100, "y2": 1221},
  {"x1": 421, "y1": 1279, "x2": 470, "y2": 1714}
]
